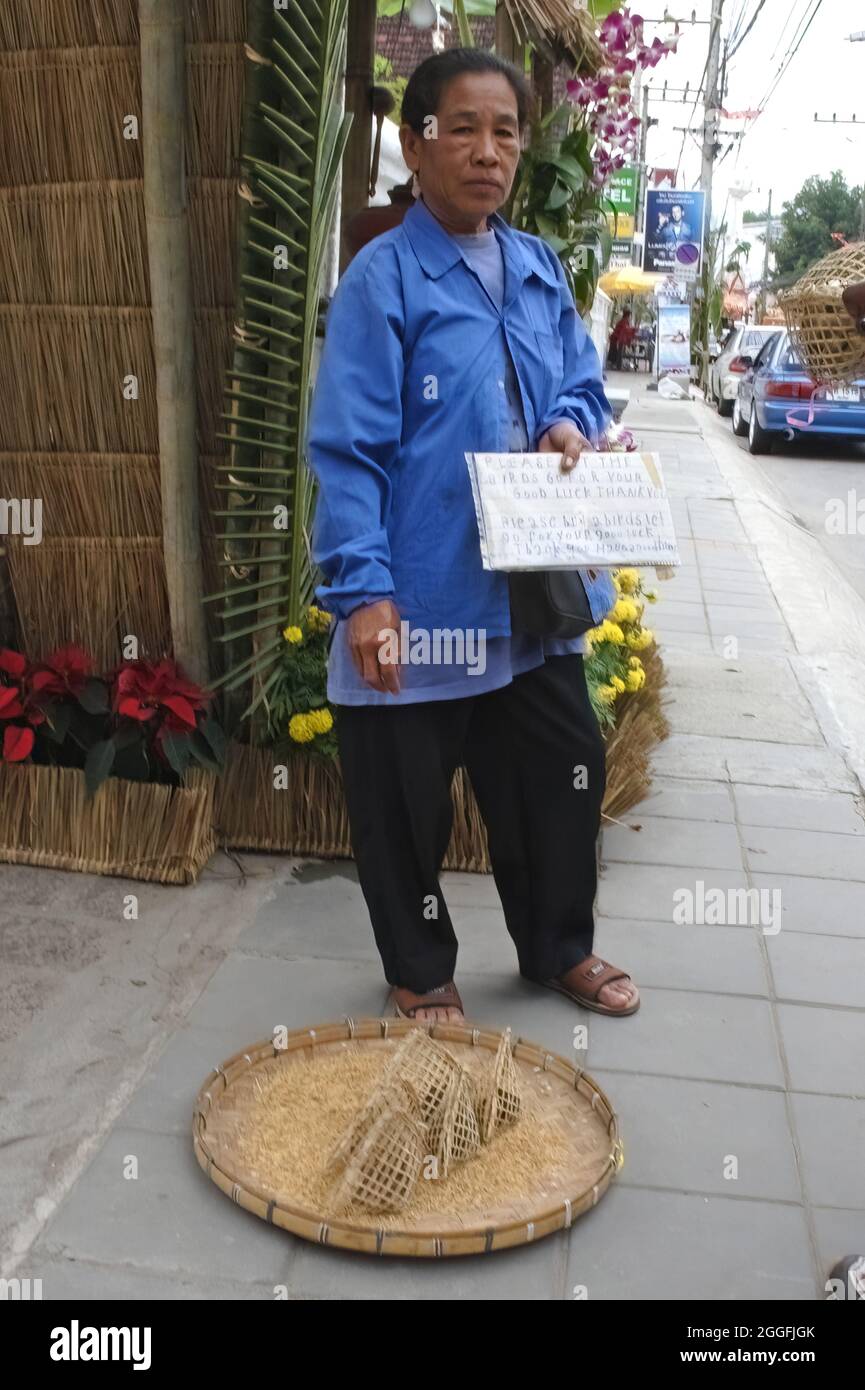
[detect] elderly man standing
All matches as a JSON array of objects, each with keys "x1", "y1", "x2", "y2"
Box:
[{"x1": 307, "y1": 48, "x2": 639, "y2": 1024}]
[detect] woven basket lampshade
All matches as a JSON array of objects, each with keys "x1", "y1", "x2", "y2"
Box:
[{"x1": 778, "y1": 240, "x2": 865, "y2": 386}]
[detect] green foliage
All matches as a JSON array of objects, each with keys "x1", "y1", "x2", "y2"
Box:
[
  {"x1": 207, "y1": 0, "x2": 353, "y2": 732},
  {"x1": 263, "y1": 609, "x2": 337, "y2": 758},
  {"x1": 374, "y1": 53, "x2": 408, "y2": 121},
  {"x1": 742, "y1": 208, "x2": 769, "y2": 224},
  {"x1": 773, "y1": 171, "x2": 864, "y2": 281},
  {"x1": 509, "y1": 104, "x2": 611, "y2": 314}
]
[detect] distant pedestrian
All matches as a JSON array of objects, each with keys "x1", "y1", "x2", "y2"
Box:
[{"x1": 608, "y1": 308, "x2": 634, "y2": 369}]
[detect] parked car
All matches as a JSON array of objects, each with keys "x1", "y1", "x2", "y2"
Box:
[
  {"x1": 731, "y1": 331, "x2": 865, "y2": 454},
  {"x1": 709, "y1": 323, "x2": 779, "y2": 416}
]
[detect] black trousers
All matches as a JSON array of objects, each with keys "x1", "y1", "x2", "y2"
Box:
[{"x1": 336, "y1": 655, "x2": 606, "y2": 993}]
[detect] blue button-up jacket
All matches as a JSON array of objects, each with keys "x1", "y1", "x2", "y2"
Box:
[{"x1": 307, "y1": 196, "x2": 615, "y2": 637}]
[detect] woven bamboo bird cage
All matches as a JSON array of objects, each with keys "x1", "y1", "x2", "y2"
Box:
[{"x1": 779, "y1": 240, "x2": 865, "y2": 387}]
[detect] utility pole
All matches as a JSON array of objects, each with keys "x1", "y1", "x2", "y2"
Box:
[
  {"x1": 634, "y1": 83, "x2": 651, "y2": 264},
  {"x1": 758, "y1": 188, "x2": 773, "y2": 322},
  {"x1": 698, "y1": 0, "x2": 725, "y2": 390}
]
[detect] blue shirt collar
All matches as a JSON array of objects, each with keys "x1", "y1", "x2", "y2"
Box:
[{"x1": 402, "y1": 195, "x2": 560, "y2": 296}]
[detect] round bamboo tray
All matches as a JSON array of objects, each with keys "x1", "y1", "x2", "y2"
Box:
[{"x1": 192, "y1": 1018, "x2": 622, "y2": 1258}]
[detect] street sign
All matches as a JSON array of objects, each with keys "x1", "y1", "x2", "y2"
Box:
[{"x1": 643, "y1": 188, "x2": 706, "y2": 277}]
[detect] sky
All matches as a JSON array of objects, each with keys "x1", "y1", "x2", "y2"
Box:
[{"x1": 636, "y1": 0, "x2": 863, "y2": 226}]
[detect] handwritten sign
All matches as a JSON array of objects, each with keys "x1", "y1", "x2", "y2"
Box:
[{"x1": 464, "y1": 450, "x2": 680, "y2": 570}]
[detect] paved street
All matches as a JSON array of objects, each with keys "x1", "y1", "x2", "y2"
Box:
[{"x1": 2, "y1": 375, "x2": 863, "y2": 1300}]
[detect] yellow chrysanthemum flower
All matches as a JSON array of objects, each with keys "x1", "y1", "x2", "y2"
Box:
[
  {"x1": 602, "y1": 620, "x2": 625, "y2": 645},
  {"x1": 616, "y1": 568, "x2": 639, "y2": 594},
  {"x1": 611, "y1": 675, "x2": 626, "y2": 693},
  {"x1": 626, "y1": 668, "x2": 646, "y2": 692},
  {"x1": 628, "y1": 656, "x2": 643, "y2": 670},
  {"x1": 611, "y1": 598, "x2": 639, "y2": 625},
  {"x1": 288, "y1": 713, "x2": 314, "y2": 743},
  {"x1": 597, "y1": 683, "x2": 618, "y2": 704},
  {"x1": 307, "y1": 605, "x2": 332, "y2": 632},
  {"x1": 283, "y1": 625, "x2": 303, "y2": 644},
  {"x1": 307, "y1": 707, "x2": 334, "y2": 735}
]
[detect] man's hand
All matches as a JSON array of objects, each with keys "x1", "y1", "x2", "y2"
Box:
[
  {"x1": 347, "y1": 598, "x2": 402, "y2": 694},
  {"x1": 538, "y1": 420, "x2": 590, "y2": 473}
]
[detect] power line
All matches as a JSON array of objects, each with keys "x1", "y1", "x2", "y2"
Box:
[
  {"x1": 727, "y1": 0, "x2": 769, "y2": 58},
  {"x1": 767, "y1": 0, "x2": 810, "y2": 65},
  {"x1": 756, "y1": 0, "x2": 824, "y2": 115}
]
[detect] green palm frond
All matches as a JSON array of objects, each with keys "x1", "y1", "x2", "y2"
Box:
[{"x1": 206, "y1": 0, "x2": 352, "y2": 729}]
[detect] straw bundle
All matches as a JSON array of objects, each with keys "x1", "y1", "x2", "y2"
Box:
[
  {"x1": 216, "y1": 645, "x2": 670, "y2": 867},
  {"x1": 185, "y1": 44, "x2": 245, "y2": 180},
  {"x1": 0, "y1": 0, "x2": 247, "y2": 50},
  {"x1": 0, "y1": 763, "x2": 216, "y2": 884},
  {"x1": 6, "y1": 536, "x2": 169, "y2": 671},
  {"x1": 0, "y1": 0, "x2": 139, "y2": 50},
  {"x1": 504, "y1": 0, "x2": 605, "y2": 70},
  {"x1": 215, "y1": 743, "x2": 352, "y2": 854},
  {"x1": 0, "y1": 452, "x2": 161, "y2": 537},
  {"x1": 189, "y1": 179, "x2": 236, "y2": 308},
  {"x1": 0, "y1": 48, "x2": 142, "y2": 185},
  {"x1": 0, "y1": 306, "x2": 157, "y2": 453},
  {"x1": 0, "y1": 44, "x2": 242, "y2": 187},
  {"x1": 779, "y1": 240, "x2": 865, "y2": 387},
  {"x1": 601, "y1": 643, "x2": 669, "y2": 820},
  {"x1": 0, "y1": 182, "x2": 148, "y2": 307}
]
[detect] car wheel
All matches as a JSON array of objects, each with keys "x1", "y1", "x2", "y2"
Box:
[
  {"x1": 732, "y1": 397, "x2": 747, "y2": 436},
  {"x1": 748, "y1": 405, "x2": 772, "y2": 454},
  {"x1": 717, "y1": 396, "x2": 733, "y2": 417}
]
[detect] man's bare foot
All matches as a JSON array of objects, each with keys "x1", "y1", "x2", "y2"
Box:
[{"x1": 390, "y1": 982, "x2": 465, "y2": 1024}]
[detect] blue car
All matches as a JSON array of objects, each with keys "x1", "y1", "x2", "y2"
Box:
[{"x1": 731, "y1": 331, "x2": 865, "y2": 453}]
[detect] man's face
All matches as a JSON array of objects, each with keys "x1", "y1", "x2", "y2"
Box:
[
  {"x1": 671, "y1": 205, "x2": 683, "y2": 223},
  {"x1": 401, "y1": 72, "x2": 522, "y2": 232}
]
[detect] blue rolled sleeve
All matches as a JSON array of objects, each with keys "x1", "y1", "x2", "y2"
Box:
[{"x1": 306, "y1": 247, "x2": 403, "y2": 620}]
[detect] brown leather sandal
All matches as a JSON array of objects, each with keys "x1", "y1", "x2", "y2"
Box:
[
  {"x1": 542, "y1": 955, "x2": 640, "y2": 1016},
  {"x1": 390, "y1": 981, "x2": 464, "y2": 1020}
]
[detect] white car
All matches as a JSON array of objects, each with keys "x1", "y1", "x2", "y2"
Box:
[{"x1": 709, "y1": 324, "x2": 779, "y2": 417}]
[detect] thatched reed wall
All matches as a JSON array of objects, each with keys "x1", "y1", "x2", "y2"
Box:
[{"x1": 0, "y1": 1, "x2": 246, "y2": 662}]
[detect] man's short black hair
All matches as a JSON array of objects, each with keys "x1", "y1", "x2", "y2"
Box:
[{"x1": 401, "y1": 46, "x2": 533, "y2": 135}]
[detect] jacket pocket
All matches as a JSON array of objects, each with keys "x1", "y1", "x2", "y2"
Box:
[{"x1": 535, "y1": 330, "x2": 564, "y2": 397}]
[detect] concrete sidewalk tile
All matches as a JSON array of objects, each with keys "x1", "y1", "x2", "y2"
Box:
[
  {"x1": 734, "y1": 786, "x2": 865, "y2": 836},
  {"x1": 450, "y1": 972, "x2": 581, "y2": 1055},
  {"x1": 650, "y1": 736, "x2": 858, "y2": 793},
  {"x1": 743, "y1": 825, "x2": 865, "y2": 881},
  {"x1": 705, "y1": 604, "x2": 787, "y2": 628},
  {"x1": 30, "y1": 1256, "x2": 276, "y2": 1301},
  {"x1": 632, "y1": 777, "x2": 735, "y2": 822},
  {"x1": 590, "y1": 1070, "x2": 800, "y2": 1200},
  {"x1": 183, "y1": 955, "x2": 389, "y2": 1039},
  {"x1": 586, "y1": 988, "x2": 785, "y2": 1087},
  {"x1": 702, "y1": 587, "x2": 778, "y2": 610},
  {"x1": 653, "y1": 610, "x2": 710, "y2": 635},
  {"x1": 711, "y1": 632, "x2": 796, "y2": 656},
  {"x1": 122, "y1": 1026, "x2": 248, "y2": 1137},
  {"x1": 33, "y1": 1130, "x2": 295, "y2": 1285},
  {"x1": 241, "y1": 867, "x2": 378, "y2": 964},
  {"x1": 767, "y1": 933, "x2": 865, "y2": 1009},
  {"x1": 658, "y1": 658, "x2": 818, "y2": 745},
  {"x1": 594, "y1": 918, "x2": 768, "y2": 997},
  {"x1": 602, "y1": 816, "x2": 744, "y2": 871},
  {"x1": 439, "y1": 871, "x2": 503, "y2": 909},
  {"x1": 776, "y1": 1003, "x2": 865, "y2": 1097},
  {"x1": 649, "y1": 599, "x2": 705, "y2": 621},
  {"x1": 565, "y1": 1188, "x2": 814, "y2": 1300},
  {"x1": 597, "y1": 863, "x2": 751, "y2": 924},
  {"x1": 751, "y1": 872, "x2": 865, "y2": 938},
  {"x1": 812, "y1": 1210, "x2": 865, "y2": 1292},
  {"x1": 289, "y1": 1227, "x2": 564, "y2": 1300},
  {"x1": 789, "y1": 1094, "x2": 865, "y2": 1208}
]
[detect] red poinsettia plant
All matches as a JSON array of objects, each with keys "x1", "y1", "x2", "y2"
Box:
[
  {"x1": 0, "y1": 643, "x2": 225, "y2": 795},
  {"x1": 0, "y1": 647, "x2": 44, "y2": 762}
]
